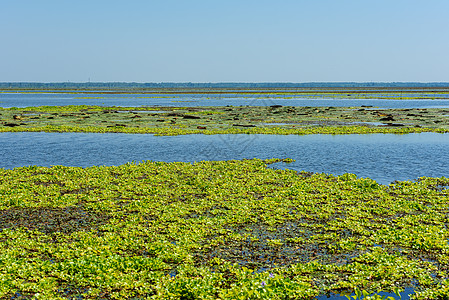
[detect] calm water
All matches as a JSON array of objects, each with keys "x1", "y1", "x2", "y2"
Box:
[
  {"x1": 1, "y1": 132, "x2": 448, "y2": 185},
  {"x1": 2, "y1": 92, "x2": 449, "y2": 108}
]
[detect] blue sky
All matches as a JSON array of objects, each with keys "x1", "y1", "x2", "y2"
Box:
[{"x1": 1, "y1": 0, "x2": 448, "y2": 82}]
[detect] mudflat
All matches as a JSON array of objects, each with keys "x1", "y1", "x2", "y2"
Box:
[{"x1": 1, "y1": 105, "x2": 449, "y2": 135}]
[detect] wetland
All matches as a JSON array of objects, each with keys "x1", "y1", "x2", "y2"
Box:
[
  {"x1": 1, "y1": 159, "x2": 449, "y2": 299},
  {"x1": 1, "y1": 104, "x2": 449, "y2": 136},
  {"x1": 1, "y1": 88, "x2": 449, "y2": 299}
]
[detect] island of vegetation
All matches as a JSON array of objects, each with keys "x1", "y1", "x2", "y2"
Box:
[
  {"x1": 1, "y1": 104, "x2": 449, "y2": 136},
  {"x1": 1, "y1": 159, "x2": 449, "y2": 299}
]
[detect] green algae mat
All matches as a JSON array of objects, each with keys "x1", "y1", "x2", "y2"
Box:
[
  {"x1": 1, "y1": 159, "x2": 449, "y2": 299},
  {"x1": 1, "y1": 105, "x2": 449, "y2": 135}
]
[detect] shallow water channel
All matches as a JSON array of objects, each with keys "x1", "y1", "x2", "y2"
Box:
[
  {"x1": 1, "y1": 132, "x2": 448, "y2": 185},
  {"x1": 2, "y1": 92, "x2": 449, "y2": 108}
]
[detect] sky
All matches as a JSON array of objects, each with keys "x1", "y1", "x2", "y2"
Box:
[{"x1": 1, "y1": 0, "x2": 448, "y2": 83}]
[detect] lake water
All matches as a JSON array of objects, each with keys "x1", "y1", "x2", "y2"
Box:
[
  {"x1": 1, "y1": 132, "x2": 448, "y2": 185},
  {"x1": 2, "y1": 92, "x2": 449, "y2": 109}
]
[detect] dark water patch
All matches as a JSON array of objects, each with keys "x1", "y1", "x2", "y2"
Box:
[
  {"x1": 56, "y1": 285, "x2": 90, "y2": 300},
  {"x1": 7, "y1": 290, "x2": 35, "y2": 300},
  {"x1": 261, "y1": 121, "x2": 410, "y2": 127},
  {"x1": 0, "y1": 206, "x2": 110, "y2": 235},
  {"x1": 195, "y1": 221, "x2": 362, "y2": 271},
  {"x1": 315, "y1": 287, "x2": 415, "y2": 300}
]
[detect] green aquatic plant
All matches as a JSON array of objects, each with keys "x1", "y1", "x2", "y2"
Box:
[{"x1": 1, "y1": 159, "x2": 449, "y2": 299}]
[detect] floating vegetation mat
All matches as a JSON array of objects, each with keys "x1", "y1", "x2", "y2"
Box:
[
  {"x1": 1, "y1": 159, "x2": 449, "y2": 299},
  {"x1": 1, "y1": 105, "x2": 449, "y2": 135}
]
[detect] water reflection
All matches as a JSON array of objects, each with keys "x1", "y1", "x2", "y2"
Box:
[{"x1": 1, "y1": 132, "x2": 448, "y2": 185}]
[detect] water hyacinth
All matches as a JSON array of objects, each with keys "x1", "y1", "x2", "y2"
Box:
[{"x1": 0, "y1": 159, "x2": 448, "y2": 299}]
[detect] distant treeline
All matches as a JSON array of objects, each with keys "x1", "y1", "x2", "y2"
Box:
[{"x1": 1, "y1": 82, "x2": 449, "y2": 89}]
